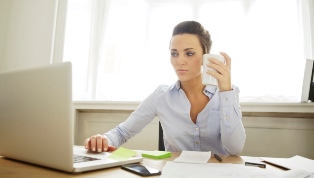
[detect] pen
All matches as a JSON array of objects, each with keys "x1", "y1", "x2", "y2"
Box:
[
  {"x1": 214, "y1": 154, "x2": 222, "y2": 162},
  {"x1": 245, "y1": 162, "x2": 266, "y2": 168}
]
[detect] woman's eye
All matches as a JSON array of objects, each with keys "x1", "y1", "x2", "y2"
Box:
[
  {"x1": 171, "y1": 52, "x2": 178, "y2": 57},
  {"x1": 186, "y1": 51, "x2": 194, "y2": 56}
]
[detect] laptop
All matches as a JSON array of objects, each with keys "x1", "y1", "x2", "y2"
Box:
[{"x1": 0, "y1": 62, "x2": 143, "y2": 173}]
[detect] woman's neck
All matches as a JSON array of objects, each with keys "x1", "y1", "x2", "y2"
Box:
[{"x1": 180, "y1": 74, "x2": 205, "y2": 94}]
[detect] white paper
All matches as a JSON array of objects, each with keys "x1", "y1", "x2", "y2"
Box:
[
  {"x1": 289, "y1": 155, "x2": 314, "y2": 173},
  {"x1": 279, "y1": 169, "x2": 314, "y2": 178},
  {"x1": 173, "y1": 151, "x2": 211, "y2": 164},
  {"x1": 260, "y1": 155, "x2": 314, "y2": 174},
  {"x1": 161, "y1": 161, "x2": 279, "y2": 178}
]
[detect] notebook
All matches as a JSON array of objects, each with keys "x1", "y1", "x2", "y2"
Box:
[{"x1": 0, "y1": 62, "x2": 143, "y2": 173}]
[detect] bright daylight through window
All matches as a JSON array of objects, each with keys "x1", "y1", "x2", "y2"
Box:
[{"x1": 63, "y1": 0, "x2": 310, "y2": 102}]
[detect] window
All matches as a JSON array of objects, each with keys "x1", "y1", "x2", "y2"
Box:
[{"x1": 63, "y1": 0, "x2": 310, "y2": 102}]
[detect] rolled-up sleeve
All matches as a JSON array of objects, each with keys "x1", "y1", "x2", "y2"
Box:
[
  {"x1": 218, "y1": 87, "x2": 246, "y2": 155},
  {"x1": 103, "y1": 87, "x2": 159, "y2": 148}
]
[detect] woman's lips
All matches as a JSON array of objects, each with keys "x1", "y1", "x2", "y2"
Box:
[{"x1": 177, "y1": 69, "x2": 188, "y2": 74}]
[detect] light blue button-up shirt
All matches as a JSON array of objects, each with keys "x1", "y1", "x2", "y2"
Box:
[{"x1": 104, "y1": 81, "x2": 246, "y2": 155}]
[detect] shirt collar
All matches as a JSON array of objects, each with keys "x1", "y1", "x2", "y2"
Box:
[
  {"x1": 204, "y1": 85, "x2": 217, "y2": 95},
  {"x1": 171, "y1": 80, "x2": 217, "y2": 94},
  {"x1": 175, "y1": 80, "x2": 181, "y2": 90}
]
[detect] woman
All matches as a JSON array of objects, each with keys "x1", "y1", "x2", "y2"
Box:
[{"x1": 84, "y1": 21, "x2": 246, "y2": 155}]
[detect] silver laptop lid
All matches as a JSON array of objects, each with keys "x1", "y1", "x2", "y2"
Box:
[{"x1": 0, "y1": 62, "x2": 74, "y2": 172}]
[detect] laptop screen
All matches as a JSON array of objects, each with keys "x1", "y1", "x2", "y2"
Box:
[{"x1": 0, "y1": 62, "x2": 74, "y2": 172}]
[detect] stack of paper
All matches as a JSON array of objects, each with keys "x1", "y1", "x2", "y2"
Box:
[
  {"x1": 260, "y1": 155, "x2": 314, "y2": 174},
  {"x1": 173, "y1": 151, "x2": 211, "y2": 164},
  {"x1": 161, "y1": 161, "x2": 278, "y2": 178},
  {"x1": 160, "y1": 152, "x2": 314, "y2": 178}
]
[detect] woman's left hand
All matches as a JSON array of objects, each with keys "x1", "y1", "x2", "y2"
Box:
[{"x1": 206, "y1": 52, "x2": 232, "y2": 91}]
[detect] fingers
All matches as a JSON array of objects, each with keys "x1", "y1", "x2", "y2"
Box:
[
  {"x1": 107, "y1": 145, "x2": 116, "y2": 152},
  {"x1": 219, "y1": 52, "x2": 231, "y2": 70},
  {"x1": 207, "y1": 58, "x2": 229, "y2": 76},
  {"x1": 207, "y1": 52, "x2": 230, "y2": 72},
  {"x1": 91, "y1": 135, "x2": 97, "y2": 151},
  {"x1": 102, "y1": 136, "x2": 108, "y2": 151},
  {"x1": 84, "y1": 134, "x2": 111, "y2": 152},
  {"x1": 96, "y1": 135, "x2": 102, "y2": 152},
  {"x1": 206, "y1": 52, "x2": 232, "y2": 91},
  {"x1": 84, "y1": 138, "x2": 90, "y2": 150}
]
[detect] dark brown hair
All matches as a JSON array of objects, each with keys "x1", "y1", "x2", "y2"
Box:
[{"x1": 171, "y1": 21, "x2": 212, "y2": 54}]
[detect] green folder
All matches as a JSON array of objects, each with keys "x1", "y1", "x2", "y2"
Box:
[{"x1": 141, "y1": 151, "x2": 171, "y2": 159}]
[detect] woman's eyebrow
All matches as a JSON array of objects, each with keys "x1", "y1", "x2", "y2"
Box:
[
  {"x1": 184, "y1": 48, "x2": 196, "y2": 51},
  {"x1": 170, "y1": 48, "x2": 196, "y2": 51}
]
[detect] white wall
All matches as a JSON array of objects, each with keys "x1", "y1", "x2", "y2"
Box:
[
  {"x1": 309, "y1": 0, "x2": 314, "y2": 59},
  {"x1": 302, "y1": 0, "x2": 314, "y2": 59},
  {"x1": 0, "y1": 0, "x2": 67, "y2": 72},
  {"x1": 73, "y1": 102, "x2": 314, "y2": 159}
]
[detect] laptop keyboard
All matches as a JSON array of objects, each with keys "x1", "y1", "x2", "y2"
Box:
[{"x1": 73, "y1": 155, "x2": 100, "y2": 163}]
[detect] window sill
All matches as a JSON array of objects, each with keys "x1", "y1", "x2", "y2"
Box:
[{"x1": 73, "y1": 101, "x2": 314, "y2": 114}]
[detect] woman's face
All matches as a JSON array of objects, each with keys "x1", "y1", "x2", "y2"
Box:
[{"x1": 170, "y1": 34, "x2": 203, "y2": 82}]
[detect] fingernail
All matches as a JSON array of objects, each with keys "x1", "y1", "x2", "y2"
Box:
[
  {"x1": 104, "y1": 147, "x2": 107, "y2": 151},
  {"x1": 92, "y1": 147, "x2": 95, "y2": 151},
  {"x1": 98, "y1": 148, "x2": 101, "y2": 152}
]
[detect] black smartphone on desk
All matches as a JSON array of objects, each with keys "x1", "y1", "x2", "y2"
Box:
[{"x1": 121, "y1": 164, "x2": 161, "y2": 176}]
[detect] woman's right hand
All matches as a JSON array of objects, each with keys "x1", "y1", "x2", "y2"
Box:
[{"x1": 84, "y1": 134, "x2": 116, "y2": 152}]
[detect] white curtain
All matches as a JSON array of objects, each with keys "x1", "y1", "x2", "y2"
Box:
[{"x1": 63, "y1": 0, "x2": 312, "y2": 102}]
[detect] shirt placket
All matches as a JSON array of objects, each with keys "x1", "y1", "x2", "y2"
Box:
[{"x1": 194, "y1": 125, "x2": 201, "y2": 151}]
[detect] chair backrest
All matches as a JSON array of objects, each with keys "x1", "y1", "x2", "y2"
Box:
[{"x1": 158, "y1": 122, "x2": 165, "y2": 151}]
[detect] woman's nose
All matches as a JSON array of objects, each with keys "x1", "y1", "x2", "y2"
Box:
[{"x1": 177, "y1": 56, "x2": 185, "y2": 65}]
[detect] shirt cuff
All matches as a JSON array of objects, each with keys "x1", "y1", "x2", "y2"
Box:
[{"x1": 218, "y1": 89, "x2": 239, "y2": 107}]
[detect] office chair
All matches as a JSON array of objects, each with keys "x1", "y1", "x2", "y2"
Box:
[{"x1": 158, "y1": 122, "x2": 165, "y2": 151}]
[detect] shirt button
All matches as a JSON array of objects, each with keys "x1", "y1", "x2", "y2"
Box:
[
  {"x1": 195, "y1": 128, "x2": 199, "y2": 130},
  {"x1": 223, "y1": 98, "x2": 227, "y2": 101},
  {"x1": 196, "y1": 142, "x2": 199, "y2": 145},
  {"x1": 225, "y1": 115, "x2": 229, "y2": 119}
]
